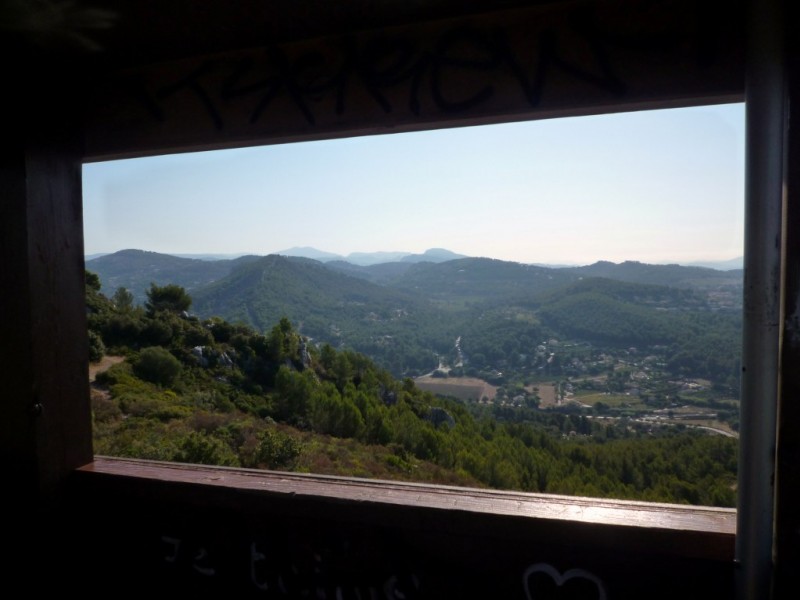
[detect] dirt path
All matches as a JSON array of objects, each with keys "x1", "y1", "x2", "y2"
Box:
[{"x1": 89, "y1": 355, "x2": 124, "y2": 382}]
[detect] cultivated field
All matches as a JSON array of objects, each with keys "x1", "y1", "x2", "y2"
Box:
[
  {"x1": 414, "y1": 376, "x2": 497, "y2": 402},
  {"x1": 529, "y1": 383, "x2": 557, "y2": 407},
  {"x1": 574, "y1": 391, "x2": 645, "y2": 408}
]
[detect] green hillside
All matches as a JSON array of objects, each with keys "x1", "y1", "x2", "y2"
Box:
[
  {"x1": 387, "y1": 257, "x2": 578, "y2": 304},
  {"x1": 535, "y1": 278, "x2": 741, "y2": 383},
  {"x1": 535, "y1": 277, "x2": 710, "y2": 345},
  {"x1": 324, "y1": 260, "x2": 415, "y2": 284},
  {"x1": 192, "y1": 254, "x2": 427, "y2": 331},
  {"x1": 192, "y1": 255, "x2": 454, "y2": 373},
  {"x1": 86, "y1": 277, "x2": 738, "y2": 506}
]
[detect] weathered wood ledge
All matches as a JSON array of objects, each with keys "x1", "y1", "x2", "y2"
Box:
[{"x1": 78, "y1": 456, "x2": 735, "y2": 556}]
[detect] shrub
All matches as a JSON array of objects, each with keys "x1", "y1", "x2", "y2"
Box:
[
  {"x1": 253, "y1": 429, "x2": 302, "y2": 469},
  {"x1": 99, "y1": 313, "x2": 145, "y2": 348},
  {"x1": 176, "y1": 431, "x2": 238, "y2": 466},
  {"x1": 91, "y1": 389, "x2": 121, "y2": 423},
  {"x1": 121, "y1": 395, "x2": 192, "y2": 421},
  {"x1": 134, "y1": 346, "x2": 183, "y2": 387},
  {"x1": 142, "y1": 319, "x2": 174, "y2": 346},
  {"x1": 88, "y1": 330, "x2": 105, "y2": 363},
  {"x1": 183, "y1": 323, "x2": 214, "y2": 347}
]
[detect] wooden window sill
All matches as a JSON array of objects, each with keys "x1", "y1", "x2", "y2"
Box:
[{"x1": 76, "y1": 456, "x2": 735, "y2": 562}]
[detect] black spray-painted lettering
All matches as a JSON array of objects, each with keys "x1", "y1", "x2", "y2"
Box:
[{"x1": 132, "y1": 5, "x2": 714, "y2": 131}]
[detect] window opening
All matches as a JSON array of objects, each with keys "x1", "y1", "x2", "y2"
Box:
[{"x1": 83, "y1": 103, "x2": 744, "y2": 506}]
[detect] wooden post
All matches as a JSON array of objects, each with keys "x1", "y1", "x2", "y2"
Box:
[
  {"x1": 774, "y1": 3, "x2": 800, "y2": 597},
  {"x1": 0, "y1": 119, "x2": 93, "y2": 507}
]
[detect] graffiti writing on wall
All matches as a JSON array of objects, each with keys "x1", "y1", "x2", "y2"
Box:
[
  {"x1": 160, "y1": 535, "x2": 609, "y2": 599},
  {"x1": 126, "y1": 4, "x2": 718, "y2": 133},
  {"x1": 160, "y1": 534, "x2": 422, "y2": 599},
  {"x1": 86, "y1": 1, "x2": 738, "y2": 158}
]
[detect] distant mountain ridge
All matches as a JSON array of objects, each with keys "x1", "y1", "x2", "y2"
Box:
[
  {"x1": 277, "y1": 247, "x2": 345, "y2": 262},
  {"x1": 684, "y1": 257, "x2": 743, "y2": 271},
  {"x1": 90, "y1": 247, "x2": 742, "y2": 271},
  {"x1": 276, "y1": 246, "x2": 468, "y2": 265},
  {"x1": 343, "y1": 251, "x2": 410, "y2": 266},
  {"x1": 87, "y1": 250, "x2": 743, "y2": 307},
  {"x1": 85, "y1": 249, "x2": 260, "y2": 302},
  {"x1": 400, "y1": 248, "x2": 468, "y2": 263},
  {"x1": 570, "y1": 260, "x2": 742, "y2": 289}
]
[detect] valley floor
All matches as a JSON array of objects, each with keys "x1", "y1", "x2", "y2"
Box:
[{"x1": 415, "y1": 374, "x2": 738, "y2": 439}]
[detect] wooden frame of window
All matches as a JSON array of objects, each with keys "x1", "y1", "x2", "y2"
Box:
[{"x1": 2, "y1": 1, "x2": 797, "y2": 598}]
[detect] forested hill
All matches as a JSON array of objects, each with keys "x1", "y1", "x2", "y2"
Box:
[
  {"x1": 385, "y1": 258, "x2": 578, "y2": 304},
  {"x1": 86, "y1": 249, "x2": 260, "y2": 303},
  {"x1": 540, "y1": 277, "x2": 737, "y2": 348},
  {"x1": 191, "y1": 254, "x2": 439, "y2": 336},
  {"x1": 570, "y1": 260, "x2": 742, "y2": 289},
  {"x1": 536, "y1": 277, "x2": 708, "y2": 312}
]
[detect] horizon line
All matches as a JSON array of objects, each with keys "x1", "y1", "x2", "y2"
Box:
[{"x1": 84, "y1": 247, "x2": 745, "y2": 269}]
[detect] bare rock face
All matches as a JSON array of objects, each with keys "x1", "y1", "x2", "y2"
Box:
[
  {"x1": 299, "y1": 340, "x2": 312, "y2": 370},
  {"x1": 192, "y1": 345, "x2": 233, "y2": 369}
]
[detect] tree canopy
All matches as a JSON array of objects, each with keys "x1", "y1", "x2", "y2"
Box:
[{"x1": 145, "y1": 283, "x2": 192, "y2": 316}]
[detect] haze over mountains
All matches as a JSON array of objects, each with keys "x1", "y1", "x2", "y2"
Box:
[
  {"x1": 88, "y1": 246, "x2": 743, "y2": 269},
  {"x1": 276, "y1": 247, "x2": 469, "y2": 266}
]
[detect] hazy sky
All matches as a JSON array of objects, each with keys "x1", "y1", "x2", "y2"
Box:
[{"x1": 83, "y1": 102, "x2": 744, "y2": 265}]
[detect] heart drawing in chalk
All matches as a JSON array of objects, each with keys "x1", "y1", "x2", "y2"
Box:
[{"x1": 523, "y1": 563, "x2": 608, "y2": 600}]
